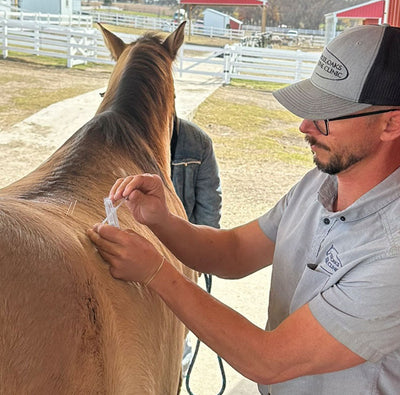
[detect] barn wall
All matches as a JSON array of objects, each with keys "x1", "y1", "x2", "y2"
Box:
[{"x1": 388, "y1": 0, "x2": 400, "y2": 26}]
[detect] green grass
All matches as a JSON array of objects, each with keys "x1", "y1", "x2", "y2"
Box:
[
  {"x1": 12, "y1": 87, "x2": 91, "y2": 111},
  {"x1": 92, "y1": 8, "x2": 171, "y2": 19},
  {"x1": 194, "y1": 96, "x2": 299, "y2": 133},
  {"x1": 6, "y1": 51, "x2": 113, "y2": 71},
  {"x1": 6, "y1": 51, "x2": 69, "y2": 67},
  {"x1": 0, "y1": 72, "x2": 30, "y2": 84},
  {"x1": 193, "y1": 86, "x2": 312, "y2": 167},
  {"x1": 230, "y1": 79, "x2": 289, "y2": 92}
]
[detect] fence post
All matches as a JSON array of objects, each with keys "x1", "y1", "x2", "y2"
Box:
[
  {"x1": 178, "y1": 45, "x2": 184, "y2": 78},
  {"x1": 295, "y1": 49, "x2": 302, "y2": 82},
  {"x1": 34, "y1": 23, "x2": 40, "y2": 56},
  {"x1": 1, "y1": 19, "x2": 8, "y2": 59},
  {"x1": 67, "y1": 30, "x2": 73, "y2": 68},
  {"x1": 223, "y1": 44, "x2": 231, "y2": 85}
]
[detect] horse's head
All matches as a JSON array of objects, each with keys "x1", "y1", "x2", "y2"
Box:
[{"x1": 97, "y1": 22, "x2": 184, "y2": 131}]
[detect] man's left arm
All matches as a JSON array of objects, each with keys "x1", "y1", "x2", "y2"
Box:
[{"x1": 147, "y1": 259, "x2": 365, "y2": 385}]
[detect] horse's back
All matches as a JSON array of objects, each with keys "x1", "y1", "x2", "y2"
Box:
[{"x1": 0, "y1": 198, "x2": 183, "y2": 394}]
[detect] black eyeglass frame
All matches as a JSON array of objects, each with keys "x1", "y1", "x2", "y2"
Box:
[{"x1": 312, "y1": 109, "x2": 399, "y2": 136}]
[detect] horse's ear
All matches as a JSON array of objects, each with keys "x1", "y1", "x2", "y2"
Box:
[
  {"x1": 97, "y1": 23, "x2": 128, "y2": 61},
  {"x1": 162, "y1": 21, "x2": 186, "y2": 59}
]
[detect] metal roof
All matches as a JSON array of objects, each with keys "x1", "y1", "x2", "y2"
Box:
[{"x1": 333, "y1": 0, "x2": 385, "y2": 18}]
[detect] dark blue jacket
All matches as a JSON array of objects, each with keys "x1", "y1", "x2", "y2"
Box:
[{"x1": 171, "y1": 118, "x2": 222, "y2": 228}]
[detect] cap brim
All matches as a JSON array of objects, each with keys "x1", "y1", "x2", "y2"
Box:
[{"x1": 273, "y1": 79, "x2": 372, "y2": 120}]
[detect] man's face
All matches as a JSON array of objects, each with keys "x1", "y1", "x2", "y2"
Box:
[{"x1": 300, "y1": 110, "x2": 387, "y2": 175}]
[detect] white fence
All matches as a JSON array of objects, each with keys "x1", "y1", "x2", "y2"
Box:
[
  {"x1": 0, "y1": 10, "x2": 93, "y2": 28},
  {"x1": 86, "y1": 11, "x2": 246, "y2": 40},
  {"x1": 0, "y1": 18, "x2": 112, "y2": 67},
  {"x1": 223, "y1": 45, "x2": 320, "y2": 84},
  {"x1": 0, "y1": 18, "x2": 320, "y2": 83}
]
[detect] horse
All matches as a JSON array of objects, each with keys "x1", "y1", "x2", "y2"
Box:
[{"x1": 0, "y1": 22, "x2": 196, "y2": 394}]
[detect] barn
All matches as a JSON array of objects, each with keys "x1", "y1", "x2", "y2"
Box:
[
  {"x1": 325, "y1": 0, "x2": 400, "y2": 43},
  {"x1": 203, "y1": 8, "x2": 243, "y2": 30},
  {"x1": 19, "y1": 0, "x2": 81, "y2": 15},
  {"x1": 179, "y1": 0, "x2": 267, "y2": 31}
]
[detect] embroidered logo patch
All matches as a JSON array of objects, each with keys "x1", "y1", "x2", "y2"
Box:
[
  {"x1": 315, "y1": 48, "x2": 349, "y2": 81},
  {"x1": 321, "y1": 244, "x2": 342, "y2": 274}
]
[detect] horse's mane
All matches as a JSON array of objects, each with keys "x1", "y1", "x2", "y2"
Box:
[
  {"x1": 100, "y1": 32, "x2": 175, "y2": 151},
  {"x1": 113, "y1": 33, "x2": 175, "y2": 120}
]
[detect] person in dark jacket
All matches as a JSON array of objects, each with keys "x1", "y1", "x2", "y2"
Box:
[{"x1": 170, "y1": 115, "x2": 222, "y2": 229}]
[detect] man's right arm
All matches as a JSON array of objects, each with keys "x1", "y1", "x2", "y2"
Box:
[
  {"x1": 151, "y1": 214, "x2": 274, "y2": 278},
  {"x1": 111, "y1": 174, "x2": 274, "y2": 278}
]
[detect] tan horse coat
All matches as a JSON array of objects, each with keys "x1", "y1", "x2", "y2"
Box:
[{"x1": 0, "y1": 23, "x2": 195, "y2": 394}]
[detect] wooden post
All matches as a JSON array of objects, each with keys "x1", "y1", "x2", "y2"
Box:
[
  {"x1": 187, "y1": 5, "x2": 192, "y2": 41},
  {"x1": 384, "y1": 0, "x2": 390, "y2": 23},
  {"x1": 1, "y1": 19, "x2": 8, "y2": 59},
  {"x1": 261, "y1": 1, "x2": 267, "y2": 32}
]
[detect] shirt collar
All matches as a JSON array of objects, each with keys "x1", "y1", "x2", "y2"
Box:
[{"x1": 317, "y1": 167, "x2": 400, "y2": 221}]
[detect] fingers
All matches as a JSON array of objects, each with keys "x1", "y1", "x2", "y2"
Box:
[
  {"x1": 87, "y1": 227, "x2": 128, "y2": 279},
  {"x1": 86, "y1": 224, "x2": 121, "y2": 255},
  {"x1": 87, "y1": 223, "x2": 163, "y2": 283},
  {"x1": 109, "y1": 176, "x2": 134, "y2": 201},
  {"x1": 110, "y1": 174, "x2": 163, "y2": 202}
]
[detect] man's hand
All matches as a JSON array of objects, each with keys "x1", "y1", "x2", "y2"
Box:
[
  {"x1": 109, "y1": 174, "x2": 169, "y2": 227},
  {"x1": 87, "y1": 223, "x2": 162, "y2": 283}
]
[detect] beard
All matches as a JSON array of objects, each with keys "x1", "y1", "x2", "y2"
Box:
[{"x1": 305, "y1": 136, "x2": 366, "y2": 175}]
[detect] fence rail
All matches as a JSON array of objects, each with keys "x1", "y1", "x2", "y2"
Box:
[
  {"x1": 0, "y1": 17, "x2": 320, "y2": 84},
  {"x1": 224, "y1": 45, "x2": 319, "y2": 84},
  {"x1": 0, "y1": 19, "x2": 112, "y2": 67},
  {"x1": 86, "y1": 11, "x2": 245, "y2": 40},
  {"x1": 0, "y1": 10, "x2": 93, "y2": 28}
]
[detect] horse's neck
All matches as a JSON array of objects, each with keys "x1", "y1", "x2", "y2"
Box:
[
  {"x1": 1, "y1": 131, "x2": 170, "y2": 203},
  {"x1": 97, "y1": 108, "x2": 173, "y2": 176}
]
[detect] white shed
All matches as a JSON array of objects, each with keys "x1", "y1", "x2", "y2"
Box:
[
  {"x1": 203, "y1": 8, "x2": 242, "y2": 30},
  {"x1": 19, "y1": 0, "x2": 81, "y2": 15}
]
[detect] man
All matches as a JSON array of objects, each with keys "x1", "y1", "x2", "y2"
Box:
[{"x1": 88, "y1": 24, "x2": 400, "y2": 393}]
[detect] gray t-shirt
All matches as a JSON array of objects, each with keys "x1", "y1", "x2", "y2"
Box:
[{"x1": 258, "y1": 167, "x2": 400, "y2": 394}]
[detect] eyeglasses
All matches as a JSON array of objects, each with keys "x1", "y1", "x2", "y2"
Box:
[{"x1": 312, "y1": 109, "x2": 399, "y2": 136}]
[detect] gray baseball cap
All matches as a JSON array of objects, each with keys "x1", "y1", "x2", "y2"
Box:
[{"x1": 273, "y1": 24, "x2": 400, "y2": 120}]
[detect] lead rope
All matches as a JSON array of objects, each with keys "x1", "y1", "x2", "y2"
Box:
[{"x1": 185, "y1": 273, "x2": 227, "y2": 395}]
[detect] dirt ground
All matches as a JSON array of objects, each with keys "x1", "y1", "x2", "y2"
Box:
[
  {"x1": 0, "y1": 59, "x2": 313, "y2": 394},
  {"x1": 0, "y1": 58, "x2": 110, "y2": 130}
]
